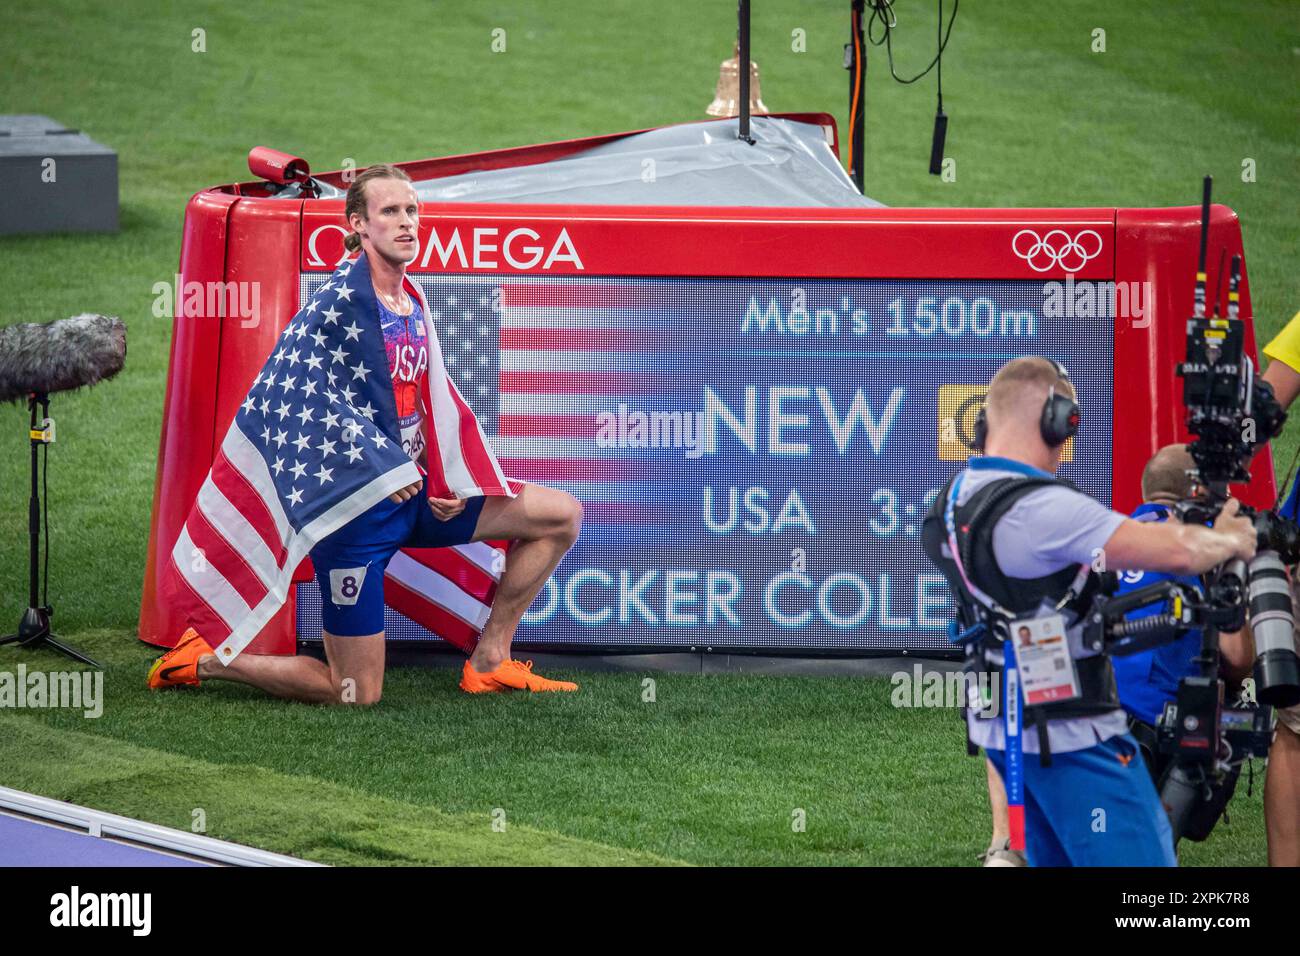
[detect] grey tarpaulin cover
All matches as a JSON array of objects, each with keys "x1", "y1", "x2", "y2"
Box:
[{"x1": 291, "y1": 117, "x2": 882, "y2": 208}]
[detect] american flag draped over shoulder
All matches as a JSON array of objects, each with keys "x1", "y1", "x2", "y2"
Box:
[{"x1": 161, "y1": 252, "x2": 518, "y2": 662}]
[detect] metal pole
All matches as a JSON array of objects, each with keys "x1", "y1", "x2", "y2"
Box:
[
  {"x1": 850, "y1": 0, "x2": 865, "y2": 191},
  {"x1": 27, "y1": 395, "x2": 40, "y2": 608},
  {"x1": 738, "y1": 0, "x2": 754, "y2": 143}
]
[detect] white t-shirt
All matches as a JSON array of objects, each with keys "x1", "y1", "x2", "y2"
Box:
[{"x1": 949, "y1": 460, "x2": 1130, "y2": 754}]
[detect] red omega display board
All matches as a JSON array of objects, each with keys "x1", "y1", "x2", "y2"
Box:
[{"x1": 139, "y1": 117, "x2": 1274, "y2": 656}]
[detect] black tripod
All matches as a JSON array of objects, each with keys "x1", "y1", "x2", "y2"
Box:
[{"x1": 1, "y1": 392, "x2": 100, "y2": 667}]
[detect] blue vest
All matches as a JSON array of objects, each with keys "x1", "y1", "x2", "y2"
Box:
[{"x1": 1110, "y1": 502, "x2": 1203, "y2": 725}]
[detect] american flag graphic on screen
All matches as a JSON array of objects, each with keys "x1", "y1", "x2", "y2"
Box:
[{"x1": 392, "y1": 279, "x2": 684, "y2": 530}]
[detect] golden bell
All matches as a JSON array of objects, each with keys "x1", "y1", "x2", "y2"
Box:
[{"x1": 706, "y1": 42, "x2": 769, "y2": 117}]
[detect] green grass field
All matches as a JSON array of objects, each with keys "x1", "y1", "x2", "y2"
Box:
[
  {"x1": 0, "y1": 0, "x2": 1296, "y2": 865},
  {"x1": 0, "y1": 632, "x2": 1270, "y2": 866}
]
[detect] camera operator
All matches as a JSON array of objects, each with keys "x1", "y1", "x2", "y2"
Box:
[
  {"x1": 924, "y1": 356, "x2": 1257, "y2": 866},
  {"x1": 1111, "y1": 444, "x2": 1255, "y2": 837},
  {"x1": 1258, "y1": 312, "x2": 1300, "y2": 866}
]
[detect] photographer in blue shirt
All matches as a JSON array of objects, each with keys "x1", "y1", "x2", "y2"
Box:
[
  {"x1": 1112, "y1": 444, "x2": 1254, "y2": 797},
  {"x1": 926, "y1": 360, "x2": 1257, "y2": 867}
]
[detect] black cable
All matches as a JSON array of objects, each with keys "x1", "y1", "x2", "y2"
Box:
[
  {"x1": 936, "y1": 0, "x2": 943, "y2": 113},
  {"x1": 867, "y1": 0, "x2": 959, "y2": 85},
  {"x1": 927, "y1": 0, "x2": 949, "y2": 174},
  {"x1": 846, "y1": 2, "x2": 866, "y2": 179}
]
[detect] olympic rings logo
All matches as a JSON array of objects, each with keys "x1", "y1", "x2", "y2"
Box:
[{"x1": 1011, "y1": 229, "x2": 1103, "y2": 273}]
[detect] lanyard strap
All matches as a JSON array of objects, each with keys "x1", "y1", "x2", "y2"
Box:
[
  {"x1": 1003, "y1": 637, "x2": 1026, "y2": 853},
  {"x1": 946, "y1": 468, "x2": 1035, "y2": 856}
]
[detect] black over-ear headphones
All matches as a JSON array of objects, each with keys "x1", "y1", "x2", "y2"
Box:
[{"x1": 971, "y1": 358, "x2": 1080, "y2": 451}]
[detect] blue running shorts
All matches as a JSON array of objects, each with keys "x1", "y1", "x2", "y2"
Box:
[{"x1": 309, "y1": 485, "x2": 487, "y2": 636}]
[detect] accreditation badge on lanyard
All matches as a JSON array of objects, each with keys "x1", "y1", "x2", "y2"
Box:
[
  {"x1": 1009, "y1": 613, "x2": 1081, "y2": 706},
  {"x1": 1004, "y1": 613, "x2": 1080, "y2": 854}
]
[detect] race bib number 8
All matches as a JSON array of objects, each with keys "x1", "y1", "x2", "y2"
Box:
[{"x1": 329, "y1": 566, "x2": 368, "y2": 606}]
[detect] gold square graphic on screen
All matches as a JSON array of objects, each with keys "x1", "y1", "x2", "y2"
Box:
[{"x1": 936, "y1": 385, "x2": 1073, "y2": 462}]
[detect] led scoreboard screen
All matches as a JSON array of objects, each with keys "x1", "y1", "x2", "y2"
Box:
[{"x1": 298, "y1": 272, "x2": 1115, "y2": 652}]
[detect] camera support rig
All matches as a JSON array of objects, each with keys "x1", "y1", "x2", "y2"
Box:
[{"x1": 1080, "y1": 176, "x2": 1300, "y2": 842}]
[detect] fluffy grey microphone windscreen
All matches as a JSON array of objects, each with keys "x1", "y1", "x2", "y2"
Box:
[{"x1": 0, "y1": 314, "x2": 127, "y2": 405}]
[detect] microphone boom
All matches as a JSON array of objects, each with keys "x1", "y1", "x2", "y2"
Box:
[{"x1": 0, "y1": 313, "x2": 126, "y2": 404}]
